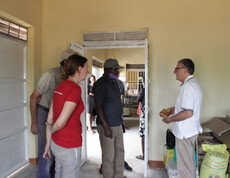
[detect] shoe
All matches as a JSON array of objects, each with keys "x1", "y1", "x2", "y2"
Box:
[
  {"x1": 124, "y1": 161, "x2": 132, "y2": 171},
  {"x1": 99, "y1": 164, "x2": 102, "y2": 174},
  {"x1": 135, "y1": 155, "x2": 144, "y2": 160}
]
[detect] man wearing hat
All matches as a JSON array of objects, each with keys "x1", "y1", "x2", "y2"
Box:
[
  {"x1": 94, "y1": 58, "x2": 125, "y2": 178},
  {"x1": 30, "y1": 49, "x2": 75, "y2": 178}
]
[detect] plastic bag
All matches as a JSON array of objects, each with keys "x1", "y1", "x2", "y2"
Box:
[
  {"x1": 200, "y1": 144, "x2": 229, "y2": 178},
  {"x1": 166, "y1": 129, "x2": 175, "y2": 149}
]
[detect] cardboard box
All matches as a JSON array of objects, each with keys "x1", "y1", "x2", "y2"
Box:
[
  {"x1": 202, "y1": 116, "x2": 230, "y2": 174},
  {"x1": 202, "y1": 116, "x2": 230, "y2": 148}
]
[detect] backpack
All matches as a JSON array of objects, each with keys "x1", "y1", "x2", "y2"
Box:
[{"x1": 166, "y1": 129, "x2": 175, "y2": 149}]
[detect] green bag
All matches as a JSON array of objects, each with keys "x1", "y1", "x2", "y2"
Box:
[{"x1": 200, "y1": 144, "x2": 229, "y2": 178}]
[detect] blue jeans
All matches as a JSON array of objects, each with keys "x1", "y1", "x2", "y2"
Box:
[{"x1": 37, "y1": 106, "x2": 55, "y2": 178}]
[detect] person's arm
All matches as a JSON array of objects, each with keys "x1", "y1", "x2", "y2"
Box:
[
  {"x1": 43, "y1": 101, "x2": 54, "y2": 159},
  {"x1": 137, "y1": 89, "x2": 144, "y2": 103},
  {"x1": 89, "y1": 92, "x2": 94, "y2": 96},
  {"x1": 161, "y1": 109, "x2": 193, "y2": 124},
  {"x1": 43, "y1": 101, "x2": 77, "y2": 159},
  {"x1": 51, "y1": 101, "x2": 77, "y2": 132},
  {"x1": 95, "y1": 102, "x2": 112, "y2": 138},
  {"x1": 30, "y1": 89, "x2": 42, "y2": 135}
]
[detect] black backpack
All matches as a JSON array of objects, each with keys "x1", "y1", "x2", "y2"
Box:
[{"x1": 166, "y1": 129, "x2": 175, "y2": 149}]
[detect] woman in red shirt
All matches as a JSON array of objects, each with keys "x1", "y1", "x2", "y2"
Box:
[{"x1": 43, "y1": 54, "x2": 88, "y2": 177}]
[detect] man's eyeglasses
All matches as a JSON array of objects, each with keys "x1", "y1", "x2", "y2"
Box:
[
  {"x1": 175, "y1": 67, "x2": 185, "y2": 70},
  {"x1": 111, "y1": 68, "x2": 120, "y2": 72}
]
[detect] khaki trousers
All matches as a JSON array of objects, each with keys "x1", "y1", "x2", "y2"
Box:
[
  {"x1": 176, "y1": 135, "x2": 198, "y2": 178},
  {"x1": 97, "y1": 124, "x2": 124, "y2": 178}
]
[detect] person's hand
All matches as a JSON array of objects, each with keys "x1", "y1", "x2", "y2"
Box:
[
  {"x1": 31, "y1": 122, "x2": 38, "y2": 135},
  {"x1": 160, "y1": 113, "x2": 171, "y2": 124},
  {"x1": 43, "y1": 145, "x2": 51, "y2": 160},
  {"x1": 36, "y1": 96, "x2": 41, "y2": 104},
  {"x1": 104, "y1": 127, "x2": 112, "y2": 138},
  {"x1": 168, "y1": 107, "x2": 175, "y2": 115}
]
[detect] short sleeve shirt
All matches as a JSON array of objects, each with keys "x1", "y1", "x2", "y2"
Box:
[
  {"x1": 117, "y1": 79, "x2": 125, "y2": 95},
  {"x1": 36, "y1": 67, "x2": 63, "y2": 108},
  {"x1": 52, "y1": 80, "x2": 84, "y2": 148},
  {"x1": 94, "y1": 74, "x2": 123, "y2": 127},
  {"x1": 173, "y1": 75, "x2": 203, "y2": 139}
]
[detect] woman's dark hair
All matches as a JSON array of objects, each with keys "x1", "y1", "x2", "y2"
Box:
[
  {"x1": 178, "y1": 58, "x2": 195, "y2": 75},
  {"x1": 87, "y1": 75, "x2": 96, "y2": 85},
  {"x1": 62, "y1": 54, "x2": 87, "y2": 80}
]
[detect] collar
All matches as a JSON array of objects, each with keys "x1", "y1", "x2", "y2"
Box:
[
  {"x1": 103, "y1": 74, "x2": 114, "y2": 84},
  {"x1": 181, "y1": 75, "x2": 194, "y2": 86}
]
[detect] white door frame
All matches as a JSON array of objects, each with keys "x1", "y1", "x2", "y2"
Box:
[
  {"x1": 70, "y1": 42, "x2": 87, "y2": 166},
  {"x1": 84, "y1": 38, "x2": 149, "y2": 177}
]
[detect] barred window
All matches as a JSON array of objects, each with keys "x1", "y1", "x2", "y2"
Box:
[{"x1": 0, "y1": 17, "x2": 27, "y2": 41}]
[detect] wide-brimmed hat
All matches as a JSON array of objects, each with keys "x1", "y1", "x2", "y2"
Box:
[{"x1": 60, "y1": 49, "x2": 76, "y2": 62}]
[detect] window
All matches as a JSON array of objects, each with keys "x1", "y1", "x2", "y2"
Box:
[
  {"x1": 0, "y1": 17, "x2": 27, "y2": 41},
  {"x1": 126, "y1": 67, "x2": 145, "y2": 96}
]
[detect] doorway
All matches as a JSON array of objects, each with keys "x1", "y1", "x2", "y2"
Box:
[{"x1": 82, "y1": 30, "x2": 149, "y2": 177}]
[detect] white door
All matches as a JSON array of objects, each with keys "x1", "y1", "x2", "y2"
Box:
[
  {"x1": 0, "y1": 34, "x2": 28, "y2": 177},
  {"x1": 70, "y1": 42, "x2": 87, "y2": 165}
]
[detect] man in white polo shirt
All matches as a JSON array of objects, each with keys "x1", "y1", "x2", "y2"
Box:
[{"x1": 161, "y1": 58, "x2": 203, "y2": 178}]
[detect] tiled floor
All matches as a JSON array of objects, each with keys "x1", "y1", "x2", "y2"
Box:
[{"x1": 9, "y1": 117, "x2": 169, "y2": 178}]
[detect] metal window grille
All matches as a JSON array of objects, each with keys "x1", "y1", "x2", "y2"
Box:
[
  {"x1": 0, "y1": 17, "x2": 27, "y2": 41},
  {"x1": 126, "y1": 68, "x2": 145, "y2": 95}
]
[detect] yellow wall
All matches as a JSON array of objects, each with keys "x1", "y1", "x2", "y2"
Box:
[
  {"x1": 86, "y1": 48, "x2": 145, "y2": 78},
  {"x1": 1, "y1": 0, "x2": 230, "y2": 161},
  {"x1": 42, "y1": 0, "x2": 230, "y2": 160},
  {"x1": 86, "y1": 49, "x2": 107, "y2": 74},
  {"x1": 0, "y1": 0, "x2": 43, "y2": 158},
  {"x1": 106, "y1": 48, "x2": 145, "y2": 78}
]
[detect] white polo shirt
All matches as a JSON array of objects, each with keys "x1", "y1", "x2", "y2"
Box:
[{"x1": 173, "y1": 75, "x2": 203, "y2": 139}]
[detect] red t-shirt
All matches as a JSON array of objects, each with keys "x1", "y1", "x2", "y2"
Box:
[{"x1": 51, "y1": 80, "x2": 84, "y2": 148}]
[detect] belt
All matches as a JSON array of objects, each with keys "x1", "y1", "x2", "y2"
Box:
[{"x1": 38, "y1": 104, "x2": 49, "y2": 112}]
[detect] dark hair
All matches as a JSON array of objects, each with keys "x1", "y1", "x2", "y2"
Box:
[
  {"x1": 87, "y1": 75, "x2": 96, "y2": 84},
  {"x1": 178, "y1": 58, "x2": 195, "y2": 75},
  {"x1": 62, "y1": 54, "x2": 87, "y2": 80}
]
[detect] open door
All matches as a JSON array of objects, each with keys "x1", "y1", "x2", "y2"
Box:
[{"x1": 70, "y1": 42, "x2": 87, "y2": 166}]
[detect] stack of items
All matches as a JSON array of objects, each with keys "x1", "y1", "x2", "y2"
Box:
[
  {"x1": 201, "y1": 116, "x2": 230, "y2": 177},
  {"x1": 166, "y1": 157, "x2": 177, "y2": 178},
  {"x1": 197, "y1": 132, "x2": 222, "y2": 170},
  {"x1": 163, "y1": 129, "x2": 177, "y2": 178}
]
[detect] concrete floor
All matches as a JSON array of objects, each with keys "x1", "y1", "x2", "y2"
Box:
[{"x1": 9, "y1": 117, "x2": 168, "y2": 178}]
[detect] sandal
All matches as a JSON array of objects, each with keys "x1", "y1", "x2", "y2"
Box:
[{"x1": 135, "y1": 155, "x2": 144, "y2": 160}]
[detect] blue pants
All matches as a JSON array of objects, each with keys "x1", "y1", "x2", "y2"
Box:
[{"x1": 36, "y1": 106, "x2": 55, "y2": 178}]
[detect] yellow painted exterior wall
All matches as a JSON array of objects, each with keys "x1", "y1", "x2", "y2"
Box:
[{"x1": 1, "y1": 0, "x2": 230, "y2": 161}]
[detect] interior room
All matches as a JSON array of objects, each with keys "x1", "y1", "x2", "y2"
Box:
[{"x1": 1, "y1": 0, "x2": 230, "y2": 177}]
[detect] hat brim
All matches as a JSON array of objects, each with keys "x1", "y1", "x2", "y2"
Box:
[{"x1": 104, "y1": 65, "x2": 124, "y2": 69}]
